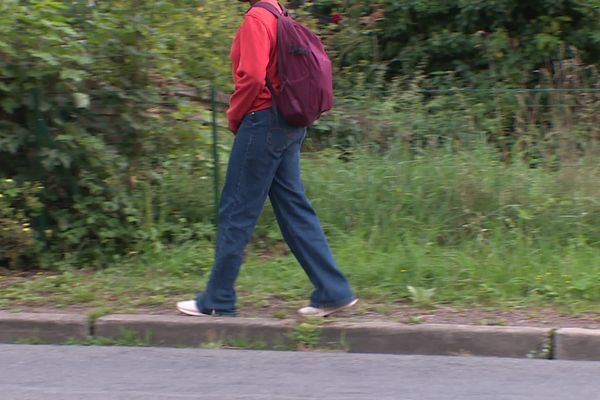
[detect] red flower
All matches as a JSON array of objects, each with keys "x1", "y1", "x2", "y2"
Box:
[{"x1": 331, "y1": 13, "x2": 342, "y2": 24}]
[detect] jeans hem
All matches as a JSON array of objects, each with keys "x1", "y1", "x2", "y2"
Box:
[{"x1": 195, "y1": 293, "x2": 237, "y2": 317}]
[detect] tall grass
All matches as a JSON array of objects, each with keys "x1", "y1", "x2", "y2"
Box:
[
  {"x1": 192, "y1": 143, "x2": 599, "y2": 309},
  {"x1": 5, "y1": 143, "x2": 599, "y2": 311},
  {"x1": 289, "y1": 146, "x2": 600, "y2": 307},
  {"x1": 122, "y1": 69, "x2": 600, "y2": 309},
  {"x1": 303, "y1": 146, "x2": 600, "y2": 248}
]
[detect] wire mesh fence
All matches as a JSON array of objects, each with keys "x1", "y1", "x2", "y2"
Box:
[
  {"x1": 309, "y1": 87, "x2": 600, "y2": 166},
  {"x1": 25, "y1": 84, "x2": 600, "y2": 228}
]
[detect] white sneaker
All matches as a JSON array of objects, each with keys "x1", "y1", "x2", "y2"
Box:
[
  {"x1": 176, "y1": 300, "x2": 213, "y2": 317},
  {"x1": 298, "y1": 298, "x2": 358, "y2": 317}
]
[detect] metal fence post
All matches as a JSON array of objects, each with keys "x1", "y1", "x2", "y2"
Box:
[{"x1": 31, "y1": 88, "x2": 49, "y2": 247}]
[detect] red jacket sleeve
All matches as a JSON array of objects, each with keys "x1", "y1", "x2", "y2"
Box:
[{"x1": 227, "y1": 15, "x2": 273, "y2": 133}]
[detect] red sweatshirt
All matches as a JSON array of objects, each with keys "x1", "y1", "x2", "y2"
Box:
[{"x1": 227, "y1": 0, "x2": 282, "y2": 133}]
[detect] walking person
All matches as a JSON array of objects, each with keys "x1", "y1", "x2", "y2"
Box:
[{"x1": 176, "y1": 0, "x2": 357, "y2": 317}]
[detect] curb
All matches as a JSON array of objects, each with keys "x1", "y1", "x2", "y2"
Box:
[
  {"x1": 321, "y1": 322, "x2": 551, "y2": 358},
  {"x1": 95, "y1": 314, "x2": 296, "y2": 349},
  {"x1": 0, "y1": 312, "x2": 598, "y2": 361},
  {"x1": 0, "y1": 312, "x2": 89, "y2": 343},
  {"x1": 555, "y1": 328, "x2": 600, "y2": 361}
]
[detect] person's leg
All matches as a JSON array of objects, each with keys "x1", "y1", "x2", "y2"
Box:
[
  {"x1": 195, "y1": 109, "x2": 281, "y2": 315},
  {"x1": 268, "y1": 127, "x2": 356, "y2": 309}
]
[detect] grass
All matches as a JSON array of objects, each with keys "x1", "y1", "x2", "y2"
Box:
[
  {"x1": 1, "y1": 235, "x2": 599, "y2": 316},
  {"x1": 2, "y1": 144, "x2": 600, "y2": 318}
]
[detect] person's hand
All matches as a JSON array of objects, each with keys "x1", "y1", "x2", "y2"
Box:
[{"x1": 228, "y1": 120, "x2": 240, "y2": 134}]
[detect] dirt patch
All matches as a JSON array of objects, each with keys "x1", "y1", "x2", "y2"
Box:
[
  {"x1": 3, "y1": 301, "x2": 599, "y2": 329},
  {"x1": 356, "y1": 304, "x2": 600, "y2": 329},
  {"x1": 0, "y1": 270, "x2": 61, "y2": 289}
]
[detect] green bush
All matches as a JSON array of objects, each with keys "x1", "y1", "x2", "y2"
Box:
[
  {"x1": 319, "y1": 0, "x2": 600, "y2": 86},
  {"x1": 0, "y1": 178, "x2": 43, "y2": 269},
  {"x1": 0, "y1": 0, "x2": 239, "y2": 269},
  {"x1": 307, "y1": 0, "x2": 600, "y2": 154}
]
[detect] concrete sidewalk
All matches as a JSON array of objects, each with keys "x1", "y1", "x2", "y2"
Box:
[{"x1": 0, "y1": 311, "x2": 598, "y2": 361}]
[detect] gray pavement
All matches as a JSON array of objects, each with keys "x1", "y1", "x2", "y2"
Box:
[{"x1": 1, "y1": 345, "x2": 599, "y2": 399}]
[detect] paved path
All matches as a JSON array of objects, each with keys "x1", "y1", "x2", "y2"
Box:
[{"x1": 1, "y1": 345, "x2": 599, "y2": 399}]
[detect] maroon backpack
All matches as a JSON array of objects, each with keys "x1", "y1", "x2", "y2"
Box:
[{"x1": 252, "y1": 2, "x2": 334, "y2": 127}]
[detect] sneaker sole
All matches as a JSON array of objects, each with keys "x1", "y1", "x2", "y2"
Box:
[
  {"x1": 176, "y1": 302, "x2": 208, "y2": 317},
  {"x1": 300, "y1": 298, "x2": 359, "y2": 317},
  {"x1": 322, "y1": 298, "x2": 359, "y2": 316}
]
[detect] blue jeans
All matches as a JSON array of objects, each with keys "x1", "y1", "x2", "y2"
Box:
[{"x1": 196, "y1": 108, "x2": 355, "y2": 315}]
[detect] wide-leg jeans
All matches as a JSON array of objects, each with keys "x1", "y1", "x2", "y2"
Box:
[{"x1": 196, "y1": 108, "x2": 355, "y2": 315}]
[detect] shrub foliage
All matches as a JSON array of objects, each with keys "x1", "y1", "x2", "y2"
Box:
[
  {"x1": 0, "y1": 0, "x2": 239, "y2": 268},
  {"x1": 2, "y1": 0, "x2": 600, "y2": 269}
]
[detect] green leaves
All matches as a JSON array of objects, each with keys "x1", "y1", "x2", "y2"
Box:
[
  {"x1": 407, "y1": 286, "x2": 437, "y2": 306},
  {"x1": 326, "y1": 0, "x2": 600, "y2": 86},
  {"x1": 0, "y1": 0, "x2": 242, "y2": 269},
  {"x1": 60, "y1": 70, "x2": 86, "y2": 83},
  {"x1": 28, "y1": 51, "x2": 61, "y2": 66},
  {"x1": 0, "y1": 179, "x2": 43, "y2": 269},
  {"x1": 1, "y1": 98, "x2": 19, "y2": 114}
]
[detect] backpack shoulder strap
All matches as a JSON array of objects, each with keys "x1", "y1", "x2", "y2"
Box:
[{"x1": 252, "y1": 2, "x2": 288, "y2": 18}]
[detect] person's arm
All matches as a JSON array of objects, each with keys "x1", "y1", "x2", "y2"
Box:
[{"x1": 227, "y1": 15, "x2": 273, "y2": 133}]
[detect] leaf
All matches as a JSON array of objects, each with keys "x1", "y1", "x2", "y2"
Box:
[
  {"x1": 73, "y1": 93, "x2": 90, "y2": 109},
  {"x1": 60, "y1": 69, "x2": 85, "y2": 83},
  {"x1": 28, "y1": 50, "x2": 60, "y2": 66},
  {"x1": 407, "y1": 286, "x2": 436, "y2": 306},
  {"x1": 518, "y1": 208, "x2": 533, "y2": 221},
  {"x1": 1, "y1": 98, "x2": 19, "y2": 114}
]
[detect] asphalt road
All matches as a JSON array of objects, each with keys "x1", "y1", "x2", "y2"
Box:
[{"x1": 1, "y1": 344, "x2": 599, "y2": 400}]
